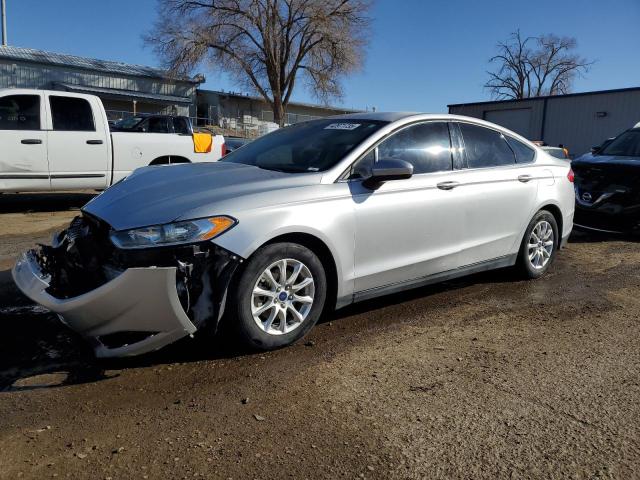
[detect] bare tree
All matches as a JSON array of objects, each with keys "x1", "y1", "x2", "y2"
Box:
[
  {"x1": 147, "y1": 0, "x2": 371, "y2": 126},
  {"x1": 485, "y1": 31, "x2": 593, "y2": 100}
]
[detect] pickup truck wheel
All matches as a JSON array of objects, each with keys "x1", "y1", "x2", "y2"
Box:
[
  {"x1": 150, "y1": 156, "x2": 190, "y2": 165},
  {"x1": 231, "y1": 242, "x2": 327, "y2": 350}
]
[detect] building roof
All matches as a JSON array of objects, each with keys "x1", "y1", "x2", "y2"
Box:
[
  {"x1": 55, "y1": 83, "x2": 192, "y2": 105},
  {"x1": 200, "y1": 89, "x2": 361, "y2": 113},
  {"x1": 0, "y1": 45, "x2": 198, "y2": 83},
  {"x1": 448, "y1": 86, "x2": 640, "y2": 108}
]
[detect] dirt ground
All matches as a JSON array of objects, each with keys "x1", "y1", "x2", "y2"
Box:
[{"x1": 1, "y1": 193, "x2": 639, "y2": 479}]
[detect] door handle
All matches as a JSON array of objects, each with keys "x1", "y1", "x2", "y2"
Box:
[
  {"x1": 86, "y1": 140, "x2": 104, "y2": 145},
  {"x1": 518, "y1": 174, "x2": 533, "y2": 183},
  {"x1": 21, "y1": 139, "x2": 42, "y2": 145},
  {"x1": 437, "y1": 181, "x2": 460, "y2": 190}
]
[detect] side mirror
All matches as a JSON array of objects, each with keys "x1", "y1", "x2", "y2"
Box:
[
  {"x1": 137, "y1": 126, "x2": 146, "y2": 132},
  {"x1": 363, "y1": 158, "x2": 413, "y2": 189},
  {"x1": 590, "y1": 146, "x2": 601, "y2": 154}
]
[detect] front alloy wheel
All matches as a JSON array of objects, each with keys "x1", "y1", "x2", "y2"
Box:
[
  {"x1": 231, "y1": 242, "x2": 327, "y2": 350},
  {"x1": 251, "y1": 259, "x2": 315, "y2": 335}
]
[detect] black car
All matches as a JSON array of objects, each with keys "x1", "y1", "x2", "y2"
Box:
[
  {"x1": 573, "y1": 127, "x2": 640, "y2": 234},
  {"x1": 224, "y1": 136, "x2": 251, "y2": 153}
]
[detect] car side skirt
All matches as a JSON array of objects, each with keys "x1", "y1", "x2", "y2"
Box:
[{"x1": 352, "y1": 254, "x2": 518, "y2": 304}]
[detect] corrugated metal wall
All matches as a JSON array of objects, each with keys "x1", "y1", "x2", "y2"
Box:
[
  {"x1": 449, "y1": 99, "x2": 544, "y2": 141},
  {"x1": 543, "y1": 91, "x2": 640, "y2": 154},
  {"x1": 0, "y1": 60, "x2": 197, "y2": 116},
  {"x1": 449, "y1": 89, "x2": 640, "y2": 156}
]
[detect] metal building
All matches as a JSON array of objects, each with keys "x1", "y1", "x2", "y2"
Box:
[
  {"x1": 197, "y1": 89, "x2": 360, "y2": 136},
  {"x1": 448, "y1": 87, "x2": 640, "y2": 155},
  {"x1": 0, "y1": 45, "x2": 202, "y2": 119}
]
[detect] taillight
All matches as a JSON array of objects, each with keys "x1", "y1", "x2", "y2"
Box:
[
  {"x1": 567, "y1": 168, "x2": 574, "y2": 183},
  {"x1": 221, "y1": 142, "x2": 227, "y2": 156}
]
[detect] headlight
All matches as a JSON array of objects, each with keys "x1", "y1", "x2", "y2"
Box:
[{"x1": 110, "y1": 216, "x2": 237, "y2": 249}]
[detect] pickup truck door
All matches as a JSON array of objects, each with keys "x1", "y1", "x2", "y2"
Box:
[
  {"x1": 46, "y1": 94, "x2": 109, "y2": 190},
  {"x1": 0, "y1": 92, "x2": 50, "y2": 191}
]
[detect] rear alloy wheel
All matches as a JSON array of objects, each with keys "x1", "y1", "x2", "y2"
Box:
[
  {"x1": 232, "y1": 243, "x2": 326, "y2": 350},
  {"x1": 517, "y1": 210, "x2": 559, "y2": 279}
]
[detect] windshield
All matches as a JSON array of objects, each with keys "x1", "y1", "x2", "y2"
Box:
[
  {"x1": 114, "y1": 116, "x2": 144, "y2": 129},
  {"x1": 222, "y1": 119, "x2": 387, "y2": 173},
  {"x1": 601, "y1": 129, "x2": 640, "y2": 157}
]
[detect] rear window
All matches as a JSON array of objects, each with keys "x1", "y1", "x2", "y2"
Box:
[
  {"x1": 506, "y1": 136, "x2": 536, "y2": 163},
  {"x1": 459, "y1": 123, "x2": 515, "y2": 168},
  {"x1": 0, "y1": 95, "x2": 40, "y2": 130},
  {"x1": 50, "y1": 96, "x2": 95, "y2": 131},
  {"x1": 173, "y1": 117, "x2": 190, "y2": 135},
  {"x1": 601, "y1": 129, "x2": 640, "y2": 157}
]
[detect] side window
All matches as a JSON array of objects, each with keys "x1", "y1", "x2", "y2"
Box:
[
  {"x1": 147, "y1": 117, "x2": 170, "y2": 133},
  {"x1": 458, "y1": 123, "x2": 515, "y2": 168},
  {"x1": 505, "y1": 136, "x2": 536, "y2": 164},
  {"x1": 377, "y1": 122, "x2": 452, "y2": 174},
  {"x1": 173, "y1": 117, "x2": 190, "y2": 135},
  {"x1": 0, "y1": 95, "x2": 40, "y2": 130},
  {"x1": 50, "y1": 96, "x2": 95, "y2": 132}
]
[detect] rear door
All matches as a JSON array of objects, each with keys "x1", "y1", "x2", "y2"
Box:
[
  {"x1": 452, "y1": 122, "x2": 539, "y2": 265},
  {"x1": 352, "y1": 121, "x2": 465, "y2": 294},
  {"x1": 0, "y1": 92, "x2": 50, "y2": 191},
  {"x1": 46, "y1": 94, "x2": 109, "y2": 190}
]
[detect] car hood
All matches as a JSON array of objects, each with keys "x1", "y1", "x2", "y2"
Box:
[
  {"x1": 573, "y1": 154, "x2": 640, "y2": 167},
  {"x1": 83, "y1": 162, "x2": 322, "y2": 231}
]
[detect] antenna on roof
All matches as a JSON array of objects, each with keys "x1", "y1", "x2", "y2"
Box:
[{"x1": 1, "y1": 0, "x2": 6, "y2": 46}]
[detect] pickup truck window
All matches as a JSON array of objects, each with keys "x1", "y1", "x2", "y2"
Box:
[
  {"x1": 50, "y1": 96, "x2": 96, "y2": 132},
  {"x1": 173, "y1": 117, "x2": 190, "y2": 135},
  {"x1": 0, "y1": 95, "x2": 40, "y2": 131},
  {"x1": 144, "y1": 117, "x2": 170, "y2": 133}
]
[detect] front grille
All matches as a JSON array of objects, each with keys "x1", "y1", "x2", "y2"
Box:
[{"x1": 574, "y1": 163, "x2": 640, "y2": 208}]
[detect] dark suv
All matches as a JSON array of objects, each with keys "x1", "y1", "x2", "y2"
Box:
[{"x1": 573, "y1": 127, "x2": 640, "y2": 233}]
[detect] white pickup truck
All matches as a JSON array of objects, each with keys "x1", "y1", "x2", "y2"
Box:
[{"x1": 0, "y1": 89, "x2": 225, "y2": 192}]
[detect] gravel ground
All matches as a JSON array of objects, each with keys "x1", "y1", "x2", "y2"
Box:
[{"x1": 0, "y1": 193, "x2": 639, "y2": 479}]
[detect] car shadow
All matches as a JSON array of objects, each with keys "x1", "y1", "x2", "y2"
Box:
[
  {"x1": 568, "y1": 229, "x2": 638, "y2": 244},
  {"x1": 0, "y1": 265, "x2": 519, "y2": 392},
  {"x1": 0, "y1": 227, "x2": 633, "y2": 392},
  {"x1": 0, "y1": 192, "x2": 96, "y2": 214},
  {"x1": 0, "y1": 267, "x2": 253, "y2": 392}
]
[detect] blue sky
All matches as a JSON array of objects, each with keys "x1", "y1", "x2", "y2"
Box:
[{"x1": 4, "y1": 0, "x2": 639, "y2": 112}]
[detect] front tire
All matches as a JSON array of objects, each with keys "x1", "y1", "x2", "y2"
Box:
[
  {"x1": 517, "y1": 210, "x2": 559, "y2": 279},
  {"x1": 231, "y1": 242, "x2": 327, "y2": 350}
]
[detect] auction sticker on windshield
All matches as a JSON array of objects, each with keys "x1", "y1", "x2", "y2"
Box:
[{"x1": 324, "y1": 123, "x2": 361, "y2": 130}]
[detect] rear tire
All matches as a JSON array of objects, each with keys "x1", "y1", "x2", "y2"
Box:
[
  {"x1": 516, "y1": 210, "x2": 559, "y2": 279},
  {"x1": 230, "y1": 242, "x2": 327, "y2": 350}
]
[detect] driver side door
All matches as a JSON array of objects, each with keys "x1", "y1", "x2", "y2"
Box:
[{"x1": 350, "y1": 121, "x2": 465, "y2": 297}]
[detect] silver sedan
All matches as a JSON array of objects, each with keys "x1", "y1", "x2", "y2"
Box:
[{"x1": 13, "y1": 113, "x2": 575, "y2": 357}]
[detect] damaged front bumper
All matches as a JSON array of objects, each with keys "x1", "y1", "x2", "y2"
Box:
[
  {"x1": 13, "y1": 252, "x2": 196, "y2": 357},
  {"x1": 11, "y1": 215, "x2": 242, "y2": 358}
]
